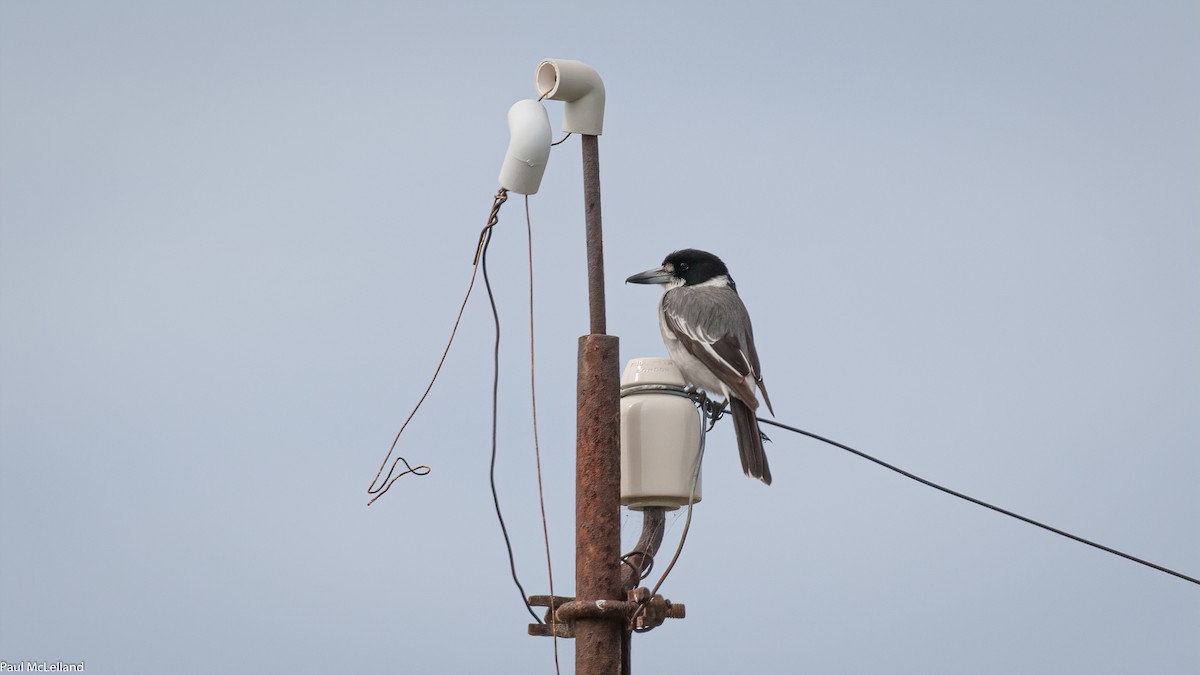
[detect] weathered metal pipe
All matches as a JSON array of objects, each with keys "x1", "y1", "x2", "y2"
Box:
[
  {"x1": 576, "y1": 334, "x2": 622, "y2": 675},
  {"x1": 582, "y1": 134, "x2": 605, "y2": 335},
  {"x1": 621, "y1": 507, "x2": 666, "y2": 590},
  {"x1": 621, "y1": 506, "x2": 666, "y2": 675}
]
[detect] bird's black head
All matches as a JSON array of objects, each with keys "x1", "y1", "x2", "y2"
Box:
[
  {"x1": 624, "y1": 247, "x2": 734, "y2": 289},
  {"x1": 661, "y1": 249, "x2": 730, "y2": 286},
  {"x1": 626, "y1": 248, "x2": 736, "y2": 290}
]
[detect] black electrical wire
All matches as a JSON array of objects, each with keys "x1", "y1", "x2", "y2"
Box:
[
  {"x1": 480, "y1": 224, "x2": 544, "y2": 623},
  {"x1": 757, "y1": 416, "x2": 1200, "y2": 587}
]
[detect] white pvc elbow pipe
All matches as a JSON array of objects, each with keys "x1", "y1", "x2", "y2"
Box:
[
  {"x1": 497, "y1": 99, "x2": 552, "y2": 195},
  {"x1": 535, "y1": 58, "x2": 606, "y2": 136}
]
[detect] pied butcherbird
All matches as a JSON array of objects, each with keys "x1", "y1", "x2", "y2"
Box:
[{"x1": 626, "y1": 248, "x2": 775, "y2": 485}]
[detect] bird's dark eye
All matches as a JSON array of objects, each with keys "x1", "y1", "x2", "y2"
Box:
[{"x1": 678, "y1": 263, "x2": 690, "y2": 272}]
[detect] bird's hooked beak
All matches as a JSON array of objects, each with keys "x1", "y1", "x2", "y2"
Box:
[{"x1": 625, "y1": 265, "x2": 672, "y2": 285}]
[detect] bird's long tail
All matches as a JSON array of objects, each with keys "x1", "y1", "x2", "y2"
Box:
[{"x1": 731, "y1": 397, "x2": 772, "y2": 485}]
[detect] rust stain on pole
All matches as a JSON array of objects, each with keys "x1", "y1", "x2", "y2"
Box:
[
  {"x1": 576, "y1": 333, "x2": 622, "y2": 675},
  {"x1": 582, "y1": 134, "x2": 606, "y2": 335}
]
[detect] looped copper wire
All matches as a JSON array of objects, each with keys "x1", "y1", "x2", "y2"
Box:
[
  {"x1": 620, "y1": 550, "x2": 656, "y2": 580},
  {"x1": 368, "y1": 187, "x2": 509, "y2": 506},
  {"x1": 367, "y1": 457, "x2": 431, "y2": 505},
  {"x1": 474, "y1": 188, "x2": 509, "y2": 265}
]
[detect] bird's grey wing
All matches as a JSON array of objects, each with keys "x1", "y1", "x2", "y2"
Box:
[
  {"x1": 662, "y1": 287, "x2": 759, "y2": 404},
  {"x1": 742, "y1": 321, "x2": 774, "y2": 416}
]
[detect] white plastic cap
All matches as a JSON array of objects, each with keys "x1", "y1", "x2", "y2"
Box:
[
  {"x1": 620, "y1": 358, "x2": 703, "y2": 510},
  {"x1": 498, "y1": 99, "x2": 552, "y2": 195},
  {"x1": 621, "y1": 357, "x2": 686, "y2": 387}
]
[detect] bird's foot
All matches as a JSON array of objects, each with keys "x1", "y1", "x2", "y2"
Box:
[
  {"x1": 702, "y1": 397, "x2": 727, "y2": 431},
  {"x1": 683, "y1": 387, "x2": 727, "y2": 430}
]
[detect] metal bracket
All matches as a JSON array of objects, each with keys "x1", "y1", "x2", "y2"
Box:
[
  {"x1": 528, "y1": 595, "x2": 575, "y2": 638},
  {"x1": 527, "y1": 589, "x2": 685, "y2": 637},
  {"x1": 528, "y1": 506, "x2": 686, "y2": 638},
  {"x1": 628, "y1": 587, "x2": 685, "y2": 632}
]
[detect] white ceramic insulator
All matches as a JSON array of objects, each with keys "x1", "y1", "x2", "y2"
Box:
[
  {"x1": 498, "y1": 99, "x2": 552, "y2": 195},
  {"x1": 534, "y1": 58, "x2": 606, "y2": 136},
  {"x1": 620, "y1": 358, "x2": 703, "y2": 511}
]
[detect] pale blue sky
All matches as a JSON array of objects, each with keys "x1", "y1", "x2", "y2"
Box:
[{"x1": 1, "y1": 2, "x2": 1197, "y2": 674}]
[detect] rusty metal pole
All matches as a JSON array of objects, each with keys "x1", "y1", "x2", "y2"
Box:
[
  {"x1": 574, "y1": 132, "x2": 623, "y2": 675},
  {"x1": 581, "y1": 134, "x2": 607, "y2": 335}
]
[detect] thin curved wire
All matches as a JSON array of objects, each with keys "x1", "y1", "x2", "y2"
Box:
[
  {"x1": 630, "y1": 388, "x2": 709, "y2": 631},
  {"x1": 646, "y1": 403, "x2": 706, "y2": 599},
  {"x1": 525, "y1": 195, "x2": 561, "y2": 672},
  {"x1": 480, "y1": 223, "x2": 544, "y2": 623},
  {"x1": 368, "y1": 189, "x2": 508, "y2": 505},
  {"x1": 757, "y1": 417, "x2": 1200, "y2": 587}
]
